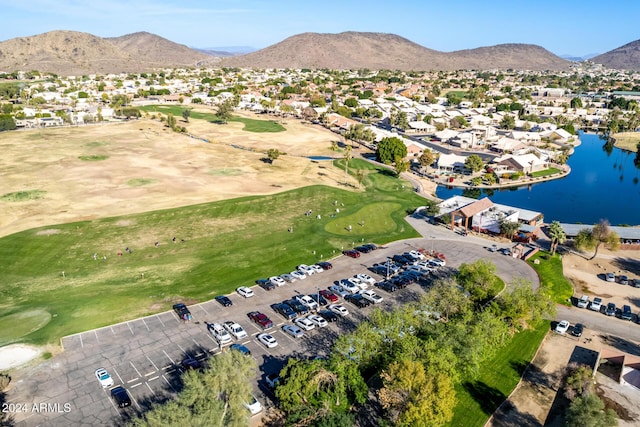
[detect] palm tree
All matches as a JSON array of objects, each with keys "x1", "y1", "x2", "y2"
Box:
[
  {"x1": 343, "y1": 144, "x2": 352, "y2": 184},
  {"x1": 547, "y1": 220, "x2": 566, "y2": 255},
  {"x1": 330, "y1": 141, "x2": 338, "y2": 151}
]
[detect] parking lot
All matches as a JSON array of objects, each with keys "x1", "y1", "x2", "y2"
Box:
[{"x1": 7, "y1": 224, "x2": 537, "y2": 426}]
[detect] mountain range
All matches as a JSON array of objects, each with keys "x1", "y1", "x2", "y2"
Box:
[{"x1": 0, "y1": 30, "x2": 638, "y2": 75}]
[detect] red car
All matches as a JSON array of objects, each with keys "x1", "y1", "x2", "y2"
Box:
[
  {"x1": 248, "y1": 311, "x2": 274, "y2": 329},
  {"x1": 343, "y1": 249, "x2": 360, "y2": 258},
  {"x1": 320, "y1": 289, "x2": 339, "y2": 303}
]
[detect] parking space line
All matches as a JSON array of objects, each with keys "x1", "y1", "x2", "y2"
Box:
[
  {"x1": 162, "y1": 375, "x2": 177, "y2": 393},
  {"x1": 79, "y1": 333, "x2": 83, "y2": 348},
  {"x1": 112, "y1": 367, "x2": 124, "y2": 384},
  {"x1": 145, "y1": 383, "x2": 155, "y2": 395},
  {"x1": 130, "y1": 394, "x2": 142, "y2": 411},
  {"x1": 162, "y1": 350, "x2": 175, "y2": 365},
  {"x1": 146, "y1": 355, "x2": 159, "y2": 371},
  {"x1": 94, "y1": 330, "x2": 100, "y2": 343},
  {"x1": 110, "y1": 326, "x2": 116, "y2": 335},
  {"x1": 205, "y1": 333, "x2": 217, "y2": 345},
  {"x1": 130, "y1": 361, "x2": 142, "y2": 378},
  {"x1": 148, "y1": 376, "x2": 159, "y2": 381},
  {"x1": 198, "y1": 305, "x2": 209, "y2": 316},
  {"x1": 127, "y1": 378, "x2": 139, "y2": 383},
  {"x1": 127, "y1": 322, "x2": 134, "y2": 335},
  {"x1": 130, "y1": 382, "x2": 142, "y2": 388},
  {"x1": 141, "y1": 318, "x2": 150, "y2": 331},
  {"x1": 107, "y1": 393, "x2": 123, "y2": 417},
  {"x1": 176, "y1": 343, "x2": 185, "y2": 353},
  {"x1": 156, "y1": 314, "x2": 165, "y2": 327}
]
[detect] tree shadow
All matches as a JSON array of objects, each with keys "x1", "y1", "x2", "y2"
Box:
[
  {"x1": 611, "y1": 257, "x2": 640, "y2": 276},
  {"x1": 491, "y1": 399, "x2": 543, "y2": 427},
  {"x1": 462, "y1": 381, "x2": 506, "y2": 415},
  {"x1": 1, "y1": 389, "x2": 15, "y2": 427},
  {"x1": 599, "y1": 334, "x2": 640, "y2": 356},
  {"x1": 260, "y1": 157, "x2": 273, "y2": 164}
]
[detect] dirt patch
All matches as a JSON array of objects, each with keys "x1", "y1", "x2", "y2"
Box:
[
  {"x1": 35, "y1": 228, "x2": 61, "y2": 236},
  {"x1": 0, "y1": 344, "x2": 42, "y2": 370}
]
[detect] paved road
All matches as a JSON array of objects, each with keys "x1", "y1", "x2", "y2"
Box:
[
  {"x1": 556, "y1": 305, "x2": 640, "y2": 343},
  {"x1": 5, "y1": 216, "x2": 541, "y2": 427}
]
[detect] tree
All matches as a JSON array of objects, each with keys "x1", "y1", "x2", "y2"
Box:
[
  {"x1": 419, "y1": 150, "x2": 435, "y2": 170},
  {"x1": 356, "y1": 169, "x2": 365, "y2": 188},
  {"x1": 494, "y1": 279, "x2": 555, "y2": 330},
  {"x1": 216, "y1": 100, "x2": 234, "y2": 122},
  {"x1": 499, "y1": 219, "x2": 520, "y2": 240},
  {"x1": 166, "y1": 113, "x2": 177, "y2": 130},
  {"x1": 547, "y1": 220, "x2": 566, "y2": 255},
  {"x1": 390, "y1": 110, "x2": 409, "y2": 130},
  {"x1": 464, "y1": 154, "x2": 484, "y2": 173},
  {"x1": 130, "y1": 350, "x2": 257, "y2": 427},
  {"x1": 378, "y1": 359, "x2": 456, "y2": 427},
  {"x1": 565, "y1": 393, "x2": 618, "y2": 427},
  {"x1": 376, "y1": 137, "x2": 407, "y2": 165},
  {"x1": 330, "y1": 140, "x2": 338, "y2": 151},
  {"x1": 182, "y1": 109, "x2": 191, "y2": 123},
  {"x1": 590, "y1": 219, "x2": 612, "y2": 260},
  {"x1": 395, "y1": 155, "x2": 409, "y2": 176},
  {"x1": 500, "y1": 115, "x2": 515, "y2": 129},
  {"x1": 343, "y1": 144, "x2": 352, "y2": 184},
  {"x1": 267, "y1": 148, "x2": 281, "y2": 164},
  {"x1": 0, "y1": 114, "x2": 17, "y2": 131},
  {"x1": 456, "y1": 260, "x2": 499, "y2": 303}
]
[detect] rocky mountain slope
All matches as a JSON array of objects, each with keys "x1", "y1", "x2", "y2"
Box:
[{"x1": 592, "y1": 40, "x2": 640, "y2": 70}]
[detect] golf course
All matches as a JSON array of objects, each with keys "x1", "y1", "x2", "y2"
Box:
[{"x1": 0, "y1": 109, "x2": 430, "y2": 346}]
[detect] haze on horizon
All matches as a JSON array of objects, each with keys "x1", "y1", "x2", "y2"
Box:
[{"x1": 0, "y1": 0, "x2": 638, "y2": 58}]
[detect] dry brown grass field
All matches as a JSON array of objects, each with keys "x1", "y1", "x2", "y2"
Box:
[{"x1": 0, "y1": 112, "x2": 348, "y2": 238}]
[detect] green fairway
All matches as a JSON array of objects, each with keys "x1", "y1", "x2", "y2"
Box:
[
  {"x1": 447, "y1": 321, "x2": 549, "y2": 427},
  {"x1": 528, "y1": 252, "x2": 573, "y2": 306},
  {"x1": 0, "y1": 159, "x2": 427, "y2": 345},
  {"x1": 1, "y1": 190, "x2": 47, "y2": 202},
  {"x1": 137, "y1": 105, "x2": 285, "y2": 132}
]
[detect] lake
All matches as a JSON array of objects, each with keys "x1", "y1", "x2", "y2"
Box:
[{"x1": 435, "y1": 132, "x2": 640, "y2": 225}]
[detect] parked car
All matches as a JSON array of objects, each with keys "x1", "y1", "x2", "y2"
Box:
[
  {"x1": 316, "y1": 261, "x2": 333, "y2": 270},
  {"x1": 248, "y1": 311, "x2": 274, "y2": 329},
  {"x1": 282, "y1": 324, "x2": 304, "y2": 338},
  {"x1": 360, "y1": 290, "x2": 384, "y2": 304},
  {"x1": 362, "y1": 243, "x2": 378, "y2": 251},
  {"x1": 392, "y1": 254, "x2": 412, "y2": 265},
  {"x1": 408, "y1": 250, "x2": 426, "y2": 260},
  {"x1": 280, "y1": 273, "x2": 296, "y2": 283},
  {"x1": 307, "y1": 314, "x2": 329, "y2": 328},
  {"x1": 290, "y1": 270, "x2": 306, "y2": 280},
  {"x1": 257, "y1": 333, "x2": 278, "y2": 348},
  {"x1": 310, "y1": 264, "x2": 323, "y2": 274},
  {"x1": 272, "y1": 303, "x2": 297, "y2": 319},
  {"x1": 319, "y1": 289, "x2": 339, "y2": 303},
  {"x1": 269, "y1": 276, "x2": 286, "y2": 287},
  {"x1": 243, "y1": 394, "x2": 263, "y2": 415},
  {"x1": 181, "y1": 357, "x2": 202, "y2": 371},
  {"x1": 555, "y1": 320, "x2": 570, "y2": 334},
  {"x1": 258, "y1": 280, "x2": 276, "y2": 291},
  {"x1": 329, "y1": 284, "x2": 350, "y2": 298},
  {"x1": 631, "y1": 278, "x2": 640, "y2": 288},
  {"x1": 318, "y1": 309, "x2": 339, "y2": 322},
  {"x1": 489, "y1": 244, "x2": 498, "y2": 252},
  {"x1": 297, "y1": 264, "x2": 316, "y2": 275},
  {"x1": 284, "y1": 299, "x2": 309, "y2": 315},
  {"x1": 375, "y1": 281, "x2": 398, "y2": 293},
  {"x1": 111, "y1": 386, "x2": 132, "y2": 408},
  {"x1": 294, "y1": 295, "x2": 319, "y2": 311},
  {"x1": 606, "y1": 272, "x2": 616, "y2": 282},
  {"x1": 328, "y1": 303, "x2": 349, "y2": 317},
  {"x1": 428, "y1": 258, "x2": 446, "y2": 267},
  {"x1": 576, "y1": 295, "x2": 589, "y2": 309},
  {"x1": 345, "y1": 293, "x2": 371, "y2": 308},
  {"x1": 349, "y1": 276, "x2": 368, "y2": 290},
  {"x1": 236, "y1": 286, "x2": 255, "y2": 298},
  {"x1": 618, "y1": 275, "x2": 629, "y2": 285},
  {"x1": 354, "y1": 245, "x2": 374, "y2": 253},
  {"x1": 621, "y1": 305, "x2": 633, "y2": 321},
  {"x1": 606, "y1": 302, "x2": 616, "y2": 316},
  {"x1": 355, "y1": 273, "x2": 376, "y2": 286},
  {"x1": 343, "y1": 249, "x2": 360, "y2": 258},
  {"x1": 590, "y1": 297, "x2": 603, "y2": 312},
  {"x1": 209, "y1": 322, "x2": 232, "y2": 344},
  {"x1": 339, "y1": 279, "x2": 360, "y2": 294},
  {"x1": 571, "y1": 323, "x2": 584, "y2": 337},
  {"x1": 265, "y1": 373, "x2": 280, "y2": 389},
  {"x1": 95, "y1": 368, "x2": 114, "y2": 388},
  {"x1": 230, "y1": 343, "x2": 251, "y2": 355},
  {"x1": 173, "y1": 303, "x2": 192, "y2": 321},
  {"x1": 224, "y1": 321, "x2": 248, "y2": 339},
  {"x1": 214, "y1": 295, "x2": 233, "y2": 307},
  {"x1": 308, "y1": 293, "x2": 328, "y2": 306},
  {"x1": 294, "y1": 316, "x2": 316, "y2": 331}
]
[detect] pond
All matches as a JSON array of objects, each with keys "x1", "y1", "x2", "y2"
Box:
[{"x1": 435, "y1": 132, "x2": 640, "y2": 226}]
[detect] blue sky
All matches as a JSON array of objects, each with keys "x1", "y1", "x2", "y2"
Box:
[{"x1": 1, "y1": 0, "x2": 638, "y2": 56}]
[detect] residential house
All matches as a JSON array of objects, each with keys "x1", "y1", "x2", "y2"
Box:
[{"x1": 494, "y1": 153, "x2": 549, "y2": 174}]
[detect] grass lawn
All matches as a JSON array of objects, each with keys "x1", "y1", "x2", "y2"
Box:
[
  {"x1": 611, "y1": 132, "x2": 640, "y2": 152},
  {"x1": 78, "y1": 155, "x2": 109, "y2": 161},
  {"x1": 0, "y1": 190, "x2": 47, "y2": 202},
  {"x1": 527, "y1": 251, "x2": 574, "y2": 306},
  {"x1": 447, "y1": 321, "x2": 549, "y2": 427},
  {"x1": 0, "y1": 158, "x2": 426, "y2": 345},
  {"x1": 137, "y1": 105, "x2": 285, "y2": 132},
  {"x1": 530, "y1": 168, "x2": 563, "y2": 178}
]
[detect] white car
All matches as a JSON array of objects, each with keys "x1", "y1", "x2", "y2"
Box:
[
  {"x1": 349, "y1": 277, "x2": 368, "y2": 290},
  {"x1": 360, "y1": 290, "x2": 384, "y2": 304},
  {"x1": 224, "y1": 321, "x2": 248, "y2": 339},
  {"x1": 339, "y1": 279, "x2": 360, "y2": 294},
  {"x1": 295, "y1": 295, "x2": 319, "y2": 311},
  {"x1": 355, "y1": 273, "x2": 376, "y2": 286},
  {"x1": 236, "y1": 286, "x2": 255, "y2": 298},
  {"x1": 590, "y1": 297, "x2": 603, "y2": 312},
  {"x1": 297, "y1": 264, "x2": 315, "y2": 275},
  {"x1": 209, "y1": 323, "x2": 232, "y2": 345},
  {"x1": 95, "y1": 368, "x2": 114, "y2": 388},
  {"x1": 269, "y1": 276, "x2": 286, "y2": 287},
  {"x1": 290, "y1": 270, "x2": 306, "y2": 280},
  {"x1": 406, "y1": 264, "x2": 431, "y2": 275},
  {"x1": 243, "y1": 394, "x2": 263, "y2": 415},
  {"x1": 310, "y1": 264, "x2": 323, "y2": 274},
  {"x1": 294, "y1": 316, "x2": 316, "y2": 331},
  {"x1": 329, "y1": 303, "x2": 349, "y2": 317},
  {"x1": 555, "y1": 320, "x2": 570, "y2": 334},
  {"x1": 409, "y1": 250, "x2": 425, "y2": 260},
  {"x1": 576, "y1": 295, "x2": 589, "y2": 309},
  {"x1": 258, "y1": 333, "x2": 278, "y2": 348},
  {"x1": 329, "y1": 284, "x2": 350, "y2": 298},
  {"x1": 307, "y1": 314, "x2": 328, "y2": 328},
  {"x1": 282, "y1": 324, "x2": 304, "y2": 338}
]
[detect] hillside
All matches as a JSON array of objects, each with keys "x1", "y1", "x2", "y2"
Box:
[
  {"x1": 0, "y1": 30, "x2": 215, "y2": 75},
  {"x1": 592, "y1": 40, "x2": 640, "y2": 70},
  {"x1": 222, "y1": 31, "x2": 571, "y2": 71}
]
